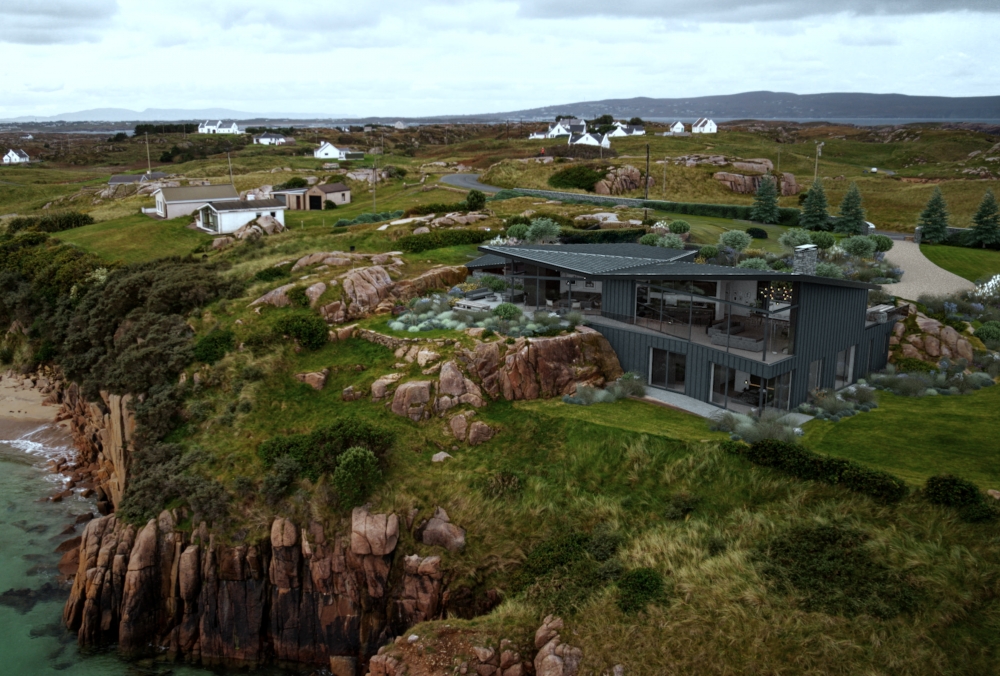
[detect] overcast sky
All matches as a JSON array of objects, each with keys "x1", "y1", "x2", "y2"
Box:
[{"x1": 1, "y1": 0, "x2": 997, "y2": 118}]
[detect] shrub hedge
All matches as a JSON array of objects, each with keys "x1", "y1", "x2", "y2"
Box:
[
  {"x1": 723, "y1": 439, "x2": 908, "y2": 504},
  {"x1": 559, "y1": 228, "x2": 645, "y2": 244},
  {"x1": 332, "y1": 446, "x2": 382, "y2": 507},
  {"x1": 257, "y1": 418, "x2": 395, "y2": 481},
  {"x1": 746, "y1": 227, "x2": 768, "y2": 239},
  {"x1": 548, "y1": 166, "x2": 605, "y2": 191},
  {"x1": 273, "y1": 311, "x2": 328, "y2": 350},
  {"x1": 397, "y1": 229, "x2": 493, "y2": 252},
  {"x1": 9, "y1": 211, "x2": 94, "y2": 234},
  {"x1": 924, "y1": 474, "x2": 998, "y2": 522}
]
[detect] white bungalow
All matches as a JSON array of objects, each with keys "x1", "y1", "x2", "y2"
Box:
[
  {"x1": 528, "y1": 130, "x2": 547, "y2": 140},
  {"x1": 546, "y1": 119, "x2": 585, "y2": 138},
  {"x1": 667, "y1": 121, "x2": 685, "y2": 134},
  {"x1": 151, "y1": 184, "x2": 239, "y2": 219},
  {"x1": 607, "y1": 124, "x2": 645, "y2": 138},
  {"x1": 568, "y1": 132, "x2": 610, "y2": 149},
  {"x1": 692, "y1": 118, "x2": 718, "y2": 134},
  {"x1": 3, "y1": 149, "x2": 30, "y2": 164},
  {"x1": 313, "y1": 141, "x2": 363, "y2": 160},
  {"x1": 253, "y1": 132, "x2": 291, "y2": 146},
  {"x1": 197, "y1": 198, "x2": 287, "y2": 234},
  {"x1": 198, "y1": 120, "x2": 242, "y2": 134}
]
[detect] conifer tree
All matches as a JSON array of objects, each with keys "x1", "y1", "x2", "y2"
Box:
[
  {"x1": 968, "y1": 189, "x2": 1000, "y2": 249},
  {"x1": 799, "y1": 179, "x2": 830, "y2": 231},
  {"x1": 917, "y1": 187, "x2": 950, "y2": 244},
  {"x1": 749, "y1": 175, "x2": 781, "y2": 224},
  {"x1": 836, "y1": 182, "x2": 866, "y2": 235}
]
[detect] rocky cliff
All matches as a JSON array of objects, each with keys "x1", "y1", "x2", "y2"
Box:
[{"x1": 63, "y1": 507, "x2": 447, "y2": 675}]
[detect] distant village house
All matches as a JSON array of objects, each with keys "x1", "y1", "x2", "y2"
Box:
[
  {"x1": 198, "y1": 121, "x2": 242, "y2": 134},
  {"x1": 607, "y1": 122, "x2": 645, "y2": 137},
  {"x1": 3, "y1": 149, "x2": 30, "y2": 164},
  {"x1": 252, "y1": 133, "x2": 294, "y2": 146},
  {"x1": 272, "y1": 182, "x2": 351, "y2": 210},
  {"x1": 313, "y1": 142, "x2": 364, "y2": 161},
  {"x1": 667, "y1": 121, "x2": 685, "y2": 134},
  {"x1": 692, "y1": 118, "x2": 718, "y2": 134},
  {"x1": 568, "y1": 132, "x2": 611, "y2": 149}
]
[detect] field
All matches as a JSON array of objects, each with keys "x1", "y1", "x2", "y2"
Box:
[
  {"x1": 920, "y1": 243, "x2": 1000, "y2": 283},
  {"x1": 55, "y1": 214, "x2": 212, "y2": 263}
]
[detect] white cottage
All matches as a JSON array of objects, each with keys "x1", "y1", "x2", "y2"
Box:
[
  {"x1": 546, "y1": 119, "x2": 585, "y2": 138},
  {"x1": 692, "y1": 118, "x2": 718, "y2": 134},
  {"x1": 3, "y1": 149, "x2": 30, "y2": 164},
  {"x1": 607, "y1": 124, "x2": 645, "y2": 138},
  {"x1": 568, "y1": 132, "x2": 610, "y2": 149},
  {"x1": 198, "y1": 198, "x2": 287, "y2": 234},
  {"x1": 198, "y1": 120, "x2": 242, "y2": 134},
  {"x1": 253, "y1": 132, "x2": 291, "y2": 146},
  {"x1": 313, "y1": 142, "x2": 363, "y2": 160},
  {"x1": 528, "y1": 130, "x2": 547, "y2": 140},
  {"x1": 667, "y1": 121, "x2": 685, "y2": 134}
]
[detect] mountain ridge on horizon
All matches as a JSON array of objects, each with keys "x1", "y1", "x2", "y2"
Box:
[{"x1": 3, "y1": 91, "x2": 999, "y2": 124}]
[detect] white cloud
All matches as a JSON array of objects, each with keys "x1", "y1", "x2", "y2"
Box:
[{"x1": 0, "y1": 0, "x2": 119, "y2": 44}]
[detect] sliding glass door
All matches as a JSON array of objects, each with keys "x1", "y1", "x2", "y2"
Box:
[{"x1": 650, "y1": 348, "x2": 686, "y2": 392}]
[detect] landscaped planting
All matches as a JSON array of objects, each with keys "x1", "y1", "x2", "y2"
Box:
[
  {"x1": 561, "y1": 372, "x2": 645, "y2": 405},
  {"x1": 388, "y1": 293, "x2": 581, "y2": 337},
  {"x1": 796, "y1": 386, "x2": 878, "y2": 421},
  {"x1": 869, "y1": 359, "x2": 997, "y2": 397}
]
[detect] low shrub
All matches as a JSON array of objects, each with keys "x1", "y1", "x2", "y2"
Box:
[
  {"x1": 257, "y1": 418, "x2": 394, "y2": 481},
  {"x1": 478, "y1": 274, "x2": 508, "y2": 292},
  {"x1": 815, "y1": 262, "x2": 845, "y2": 279},
  {"x1": 333, "y1": 446, "x2": 382, "y2": 507},
  {"x1": 870, "y1": 234, "x2": 895, "y2": 252},
  {"x1": 466, "y1": 189, "x2": 487, "y2": 211},
  {"x1": 262, "y1": 455, "x2": 301, "y2": 505},
  {"x1": 253, "y1": 266, "x2": 290, "y2": 282},
  {"x1": 397, "y1": 229, "x2": 492, "y2": 252},
  {"x1": 526, "y1": 218, "x2": 561, "y2": 244},
  {"x1": 559, "y1": 228, "x2": 645, "y2": 244},
  {"x1": 548, "y1": 165, "x2": 605, "y2": 191},
  {"x1": 974, "y1": 321, "x2": 1000, "y2": 342},
  {"x1": 923, "y1": 474, "x2": 997, "y2": 522},
  {"x1": 719, "y1": 230, "x2": 753, "y2": 252},
  {"x1": 286, "y1": 285, "x2": 310, "y2": 308},
  {"x1": 639, "y1": 233, "x2": 658, "y2": 246},
  {"x1": 274, "y1": 312, "x2": 329, "y2": 350},
  {"x1": 725, "y1": 439, "x2": 908, "y2": 504},
  {"x1": 842, "y1": 236, "x2": 878, "y2": 259},
  {"x1": 711, "y1": 409, "x2": 799, "y2": 443},
  {"x1": 334, "y1": 210, "x2": 404, "y2": 226},
  {"x1": 507, "y1": 222, "x2": 529, "y2": 239},
  {"x1": 664, "y1": 492, "x2": 700, "y2": 520},
  {"x1": 778, "y1": 228, "x2": 812, "y2": 249},
  {"x1": 563, "y1": 372, "x2": 645, "y2": 405},
  {"x1": 810, "y1": 231, "x2": 836, "y2": 250},
  {"x1": 617, "y1": 568, "x2": 666, "y2": 613},
  {"x1": 669, "y1": 220, "x2": 691, "y2": 234},
  {"x1": 698, "y1": 245, "x2": 719, "y2": 259},
  {"x1": 746, "y1": 226, "x2": 768, "y2": 239},
  {"x1": 756, "y1": 525, "x2": 918, "y2": 618},
  {"x1": 894, "y1": 357, "x2": 935, "y2": 373},
  {"x1": 737, "y1": 257, "x2": 770, "y2": 270},
  {"x1": 7, "y1": 211, "x2": 94, "y2": 234},
  {"x1": 492, "y1": 302, "x2": 522, "y2": 320},
  {"x1": 485, "y1": 470, "x2": 523, "y2": 499},
  {"x1": 193, "y1": 328, "x2": 235, "y2": 364},
  {"x1": 512, "y1": 533, "x2": 589, "y2": 591}
]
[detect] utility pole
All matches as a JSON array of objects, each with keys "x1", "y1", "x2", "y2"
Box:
[
  {"x1": 372, "y1": 150, "x2": 377, "y2": 214},
  {"x1": 227, "y1": 152, "x2": 234, "y2": 186},
  {"x1": 643, "y1": 143, "x2": 650, "y2": 221},
  {"x1": 145, "y1": 132, "x2": 151, "y2": 174},
  {"x1": 662, "y1": 156, "x2": 667, "y2": 197},
  {"x1": 814, "y1": 142, "x2": 824, "y2": 183}
]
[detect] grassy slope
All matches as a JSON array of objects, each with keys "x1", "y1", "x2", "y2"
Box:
[
  {"x1": 55, "y1": 214, "x2": 212, "y2": 264},
  {"x1": 920, "y1": 243, "x2": 1000, "y2": 283},
  {"x1": 803, "y1": 386, "x2": 1000, "y2": 488}
]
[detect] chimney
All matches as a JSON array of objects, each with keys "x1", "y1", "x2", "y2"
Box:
[{"x1": 793, "y1": 244, "x2": 818, "y2": 275}]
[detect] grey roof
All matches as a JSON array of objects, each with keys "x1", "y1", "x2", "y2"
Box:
[
  {"x1": 478, "y1": 243, "x2": 874, "y2": 289},
  {"x1": 568, "y1": 123, "x2": 586, "y2": 133},
  {"x1": 9, "y1": 149, "x2": 29, "y2": 160},
  {"x1": 109, "y1": 174, "x2": 142, "y2": 184},
  {"x1": 271, "y1": 186, "x2": 308, "y2": 194},
  {"x1": 466, "y1": 253, "x2": 508, "y2": 269},
  {"x1": 204, "y1": 198, "x2": 286, "y2": 212},
  {"x1": 316, "y1": 182, "x2": 350, "y2": 194},
  {"x1": 157, "y1": 185, "x2": 239, "y2": 203},
  {"x1": 255, "y1": 132, "x2": 285, "y2": 139},
  {"x1": 143, "y1": 172, "x2": 168, "y2": 181}
]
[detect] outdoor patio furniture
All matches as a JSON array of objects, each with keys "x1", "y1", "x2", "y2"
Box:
[
  {"x1": 707, "y1": 321, "x2": 745, "y2": 338},
  {"x1": 465, "y1": 287, "x2": 491, "y2": 300}
]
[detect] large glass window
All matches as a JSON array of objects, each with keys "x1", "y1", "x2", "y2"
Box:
[
  {"x1": 712, "y1": 364, "x2": 791, "y2": 411},
  {"x1": 650, "y1": 348, "x2": 686, "y2": 392},
  {"x1": 808, "y1": 359, "x2": 823, "y2": 393},
  {"x1": 835, "y1": 346, "x2": 856, "y2": 389}
]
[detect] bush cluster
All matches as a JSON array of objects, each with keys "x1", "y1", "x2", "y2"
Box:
[
  {"x1": 559, "y1": 228, "x2": 645, "y2": 245},
  {"x1": 333, "y1": 210, "x2": 404, "y2": 227},
  {"x1": 253, "y1": 266, "x2": 290, "y2": 282},
  {"x1": 273, "y1": 311, "x2": 329, "y2": 350},
  {"x1": 257, "y1": 418, "x2": 394, "y2": 481},
  {"x1": 724, "y1": 439, "x2": 908, "y2": 504},
  {"x1": 746, "y1": 226, "x2": 768, "y2": 239},
  {"x1": 8, "y1": 211, "x2": 94, "y2": 234},
  {"x1": 923, "y1": 475, "x2": 998, "y2": 523},
  {"x1": 404, "y1": 191, "x2": 484, "y2": 216},
  {"x1": 397, "y1": 229, "x2": 492, "y2": 252},
  {"x1": 333, "y1": 446, "x2": 382, "y2": 507},
  {"x1": 192, "y1": 328, "x2": 235, "y2": 364},
  {"x1": 756, "y1": 525, "x2": 918, "y2": 619},
  {"x1": 118, "y1": 443, "x2": 228, "y2": 524},
  {"x1": 548, "y1": 165, "x2": 606, "y2": 191},
  {"x1": 617, "y1": 568, "x2": 666, "y2": 613},
  {"x1": 563, "y1": 372, "x2": 645, "y2": 405}
]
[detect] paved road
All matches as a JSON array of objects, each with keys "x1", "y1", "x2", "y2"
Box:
[
  {"x1": 884, "y1": 240, "x2": 975, "y2": 300},
  {"x1": 439, "y1": 173, "x2": 502, "y2": 193}
]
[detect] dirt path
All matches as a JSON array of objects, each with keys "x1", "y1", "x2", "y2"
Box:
[{"x1": 884, "y1": 240, "x2": 975, "y2": 301}]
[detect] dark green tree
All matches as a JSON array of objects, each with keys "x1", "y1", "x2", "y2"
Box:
[
  {"x1": 465, "y1": 189, "x2": 486, "y2": 211},
  {"x1": 968, "y1": 189, "x2": 1000, "y2": 249},
  {"x1": 799, "y1": 179, "x2": 830, "y2": 231},
  {"x1": 917, "y1": 187, "x2": 950, "y2": 244},
  {"x1": 749, "y1": 176, "x2": 780, "y2": 224},
  {"x1": 628, "y1": 117, "x2": 645, "y2": 125},
  {"x1": 836, "y1": 182, "x2": 866, "y2": 235}
]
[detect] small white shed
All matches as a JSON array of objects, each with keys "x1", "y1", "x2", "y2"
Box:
[{"x1": 198, "y1": 198, "x2": 287, "y2": 234}]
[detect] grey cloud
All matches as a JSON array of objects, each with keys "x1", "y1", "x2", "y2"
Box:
[
  {"x1": 837, "y1": 32, "x2": 900, "y2": 46},
  {"x1": 1, "y1": 0, "x2": 118, "y2": 44},
  {"x1": 516, "y1": 0, "x2": 998, "y2": 21}
]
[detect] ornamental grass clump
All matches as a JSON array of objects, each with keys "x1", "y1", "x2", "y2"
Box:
[{"x1": 711, "y1": 409, "x2": 800, "y2": 443}]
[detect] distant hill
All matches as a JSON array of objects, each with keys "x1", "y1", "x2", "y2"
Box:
[
  {"x1": 487, "y1": 91, "x2": 1000, "y2": 122},
  {"x1": 0, "y1": 108, "x2": 345, "y2": 123}
]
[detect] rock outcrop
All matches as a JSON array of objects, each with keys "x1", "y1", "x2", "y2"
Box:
[
  {"x1": 890, "y1": 309, "x2": 976, "y2": 364},
  {"x1": 64, "y1": 511, "x2": 445, "y2": 672},
  {"x1": 420, "y1": 507, "x2": 466, "y2": 552},
  {"x1": 534, "y1": 615, "x2": 582, "y2": 676},
  {"x1": 713, "y1": 171, "x2": 799, "y2": 196},
  {"x1": 593, "y1": 165, "x2": 651, "y2": 196}
]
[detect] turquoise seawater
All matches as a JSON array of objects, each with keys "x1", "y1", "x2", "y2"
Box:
[{"x1": 0, "y1": 424, "x2": 302, "y2": 676}]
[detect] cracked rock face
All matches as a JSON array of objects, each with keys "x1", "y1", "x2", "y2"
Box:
[{"x1": 420, "y1": 507, "x2": 466, "y2": 552}]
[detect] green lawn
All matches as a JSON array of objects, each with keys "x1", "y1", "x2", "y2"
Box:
[
  {"x1": 56, "y1": 213, "x2": 212, "y2": 264},
  {"x1": 920, "y1": 243, "x2": 1000, "y2": 283},
  {"x1": 803, "y1": 386, "x2": 1000, "y2": 489}
]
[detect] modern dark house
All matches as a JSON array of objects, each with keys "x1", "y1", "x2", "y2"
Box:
[{"x1": 474, "y1": 243, "x2": 902, "y2": 412}]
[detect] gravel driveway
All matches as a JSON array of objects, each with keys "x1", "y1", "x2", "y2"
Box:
[{"x1": 884, "y1": 240, "x2": 975, "y2": 301}]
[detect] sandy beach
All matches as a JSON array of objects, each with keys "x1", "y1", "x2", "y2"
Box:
[{"x1": 0, "y1": 373, "x2": 58, "y2": 422}]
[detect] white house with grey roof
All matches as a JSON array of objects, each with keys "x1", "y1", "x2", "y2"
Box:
[
  {"x1": 692, "y1": 118, "x2": 718, "y2": 134},
  {"x1": 253, "y1": 132, "x2": 292, "y2": 145},
  {"x1": 197, "y1": 198, "x2": 286, "y2": 234},
  {"x1": 607, "y1": 124, "x2": 645, "y2": 137},
  {"x1": 150, "y1": 184, "x2": 240, "y2": 219},
  {"x1": 3, "y1": 149, "x2": 30, "y2": 164},
  {"x1": 313, "y1": 142, "x2": 363, "y2": 160},
  {"x1": 198, "y1": 121, "x2": 242, "y2": 134},
  {"x1": 667, "y1": 121, "x2": 685, "y2": 134},
  {"x1": 546, "y1": 119, "x2": 585, "y2": 138},
  {"x1": 568, "y1": 132, "x2": 610, "y2": 149}
]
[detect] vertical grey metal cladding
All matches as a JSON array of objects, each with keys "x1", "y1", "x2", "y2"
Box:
[
  {"x1": 601, "y1": 279, "x2": 635, "y2": 316},
  {"x1": 862, "y1": 321, "x2": 895, "y2": 375},
  {"x1": 788, "y1": 282, "x2": 869, "y2": 401},
  {"x1": 593, "y1": 324, "x2": 793, "y2": 403}
]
